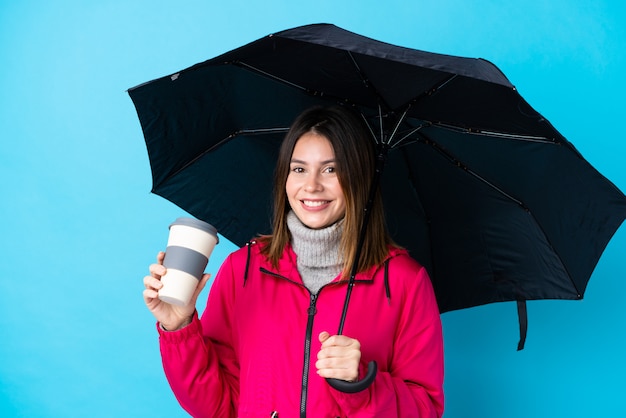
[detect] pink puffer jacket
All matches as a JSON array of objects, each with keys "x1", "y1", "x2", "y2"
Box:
[{"x1": 158, "y1": 242, "x2": 444, "y2": 417}]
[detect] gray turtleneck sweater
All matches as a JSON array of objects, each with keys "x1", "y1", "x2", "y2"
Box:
[{"x1": 287, "y1": 211, "x2": 344, "y2": 294}]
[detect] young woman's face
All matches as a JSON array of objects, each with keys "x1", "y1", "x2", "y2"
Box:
[{"x1": 286, "y1": 132, "x2": 346, "y2": 229}]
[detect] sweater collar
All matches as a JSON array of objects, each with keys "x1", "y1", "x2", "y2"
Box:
[{"x1": 286, "y1": 211, "x2": 343, "y2": 268}]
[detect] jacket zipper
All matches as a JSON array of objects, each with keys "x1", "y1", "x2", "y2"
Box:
[
  {"x1": 259, "y1": 267, "x2": 318, "y2": 418},
  {"x1": 300, "y1": 291, "x2": 318, "y2": 418}
]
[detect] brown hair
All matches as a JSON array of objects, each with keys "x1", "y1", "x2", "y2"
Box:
[{"x1": 259, "y1": 105, "x2": 393, "y2": 278}]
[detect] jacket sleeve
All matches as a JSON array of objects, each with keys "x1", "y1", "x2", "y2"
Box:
[
  {"x1": 330, "y1": 262, "x2": 445, "y2": 418},
  {"x1": 158, "y1": 253, "x2": 240, "y2": 418}
]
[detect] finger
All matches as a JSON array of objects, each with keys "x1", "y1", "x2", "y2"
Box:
[
  {"x1": 180, "y1": 273, "x2": 212, "y2": 309},
  {"x1": 144, "y1": 275, "x2": 163, "y2": 290},
  {"x1": 149, "y1": 263, "x2": 167, "y2": 278},
  {"x1": 198, "y1": 273, "x2": 211, "y2": 290},
  {"x1": 321, "y1": 334, "x2": 359, "y2": 349},
  {"x1": 318, "y1": 345, "x2": 360, "y2": 360},
  {"x1": 156, "y1": 251, "x2": 165, "y2": 264},
  {"x1": 316, "y1": 356, "x2": 356, "y2": 370},
  {"x1": 317, "y1": 368, "x2": 358, "y2": 381},
  {"x1": 315, "y1": 358, "x2": 359, "y2": 381},
  {"x1": 192, "y1": 274, "x2": 212, "y2": 297},
  {"x1": 143, "y1": 288, "x2": 159, "y2": 302},
  {"x1": 143, "y1": 288, "x2": 164, "y2": 310},
  {"x1": 319, "y1": 331, "x2": 331, "y2": 343}
]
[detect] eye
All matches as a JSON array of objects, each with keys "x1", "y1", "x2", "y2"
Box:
[
  {"x1": 323, "y1": 165, "x2": 336, "y2": 174},
  {"x1": 290, "y1": 166, "x2": 305, "y2": 173}
]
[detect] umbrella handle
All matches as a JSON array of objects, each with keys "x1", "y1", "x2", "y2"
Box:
[{"x1": 325, "y1": 360, "x2": 377, "y2": 393}]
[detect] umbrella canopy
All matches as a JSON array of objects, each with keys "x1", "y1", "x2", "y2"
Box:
[{"x1": 129, "y1": 23, "x2": 626, "y2": 347}]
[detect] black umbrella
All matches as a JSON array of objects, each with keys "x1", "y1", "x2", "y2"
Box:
[{"x1": 129, "y1": 23, "x2": 626, "y2": 388}]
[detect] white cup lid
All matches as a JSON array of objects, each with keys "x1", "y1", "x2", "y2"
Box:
[{"x1": 169, "y1": 217, "x2": 218, "y2": 243}]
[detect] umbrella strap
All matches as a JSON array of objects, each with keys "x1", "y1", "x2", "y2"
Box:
[
  {"x1": 243, "y1": 241, "x2": 253, "y2": 287},
  {"x1": 384, "y1": 259, "x2": 391, "y2": 304},
  {"x1": 517, "y1": 300, "x2": 528, "y2": 350}
]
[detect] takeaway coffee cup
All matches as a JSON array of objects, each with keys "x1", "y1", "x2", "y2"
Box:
[{"x1": 158, "y1": 217, "x2": 219, "y2": 306}]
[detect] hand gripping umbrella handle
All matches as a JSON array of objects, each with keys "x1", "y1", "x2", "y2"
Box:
[
  {"x1": 326, "y1": 360, "x2": 377, "y2": 393},
  {"x1": 324, "y1": 280, "x2": 378, "y2": 393}
]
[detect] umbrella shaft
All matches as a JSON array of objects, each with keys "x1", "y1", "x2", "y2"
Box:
[{"x1": 337, "y1": 144, "x2": 389, "y2": 335}]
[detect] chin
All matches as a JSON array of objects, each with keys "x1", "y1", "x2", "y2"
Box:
[{"x1": 303, "y1": 217, "x2": 341, "y2": 230}]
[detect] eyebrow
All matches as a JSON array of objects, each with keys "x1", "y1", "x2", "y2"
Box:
[{"x1": 290, "y1": 158, "x2": 336, "y2": 165}]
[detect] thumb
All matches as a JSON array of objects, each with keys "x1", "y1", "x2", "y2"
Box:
[
  {"x1": 190, "y1": 273, "x2": 212, "y2": 301},
  {"x1": 196, "y1": 273, "x2": 211, "y2": 293},
  {"x1": 319, "y1": 331, "x2": 331, "y2": 343}
]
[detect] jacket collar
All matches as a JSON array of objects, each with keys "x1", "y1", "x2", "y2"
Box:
[{"x1": 261, "y1": 242, "x2": 407, "y2": 284}]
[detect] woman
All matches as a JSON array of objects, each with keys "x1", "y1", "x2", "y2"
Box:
[{"x1": 143, "y1": 106, "x2": 444, "y2": 417}]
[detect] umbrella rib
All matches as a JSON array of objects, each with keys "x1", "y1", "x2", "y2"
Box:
[
  {"x1": 358, "y1": 109, "x2": 380, "y2": 145},
  {"x1": 345, "y1": 51, "x2": 393, "y2": 112},
  {"x1": 465, "y1": 169, "x2": 524, "y2": 206},
  {"x1": 157, "y1": 127, "x2": 289, "y2": 188},
  {"x1": 377, "y1": 104, "x2": 384, "y2": 143},
  {"x1": 417, "y1": 133, "x2": 526, "y2": 208},
  {"x1": 386, "y1": 105, "x2": 411, "y2": 146},
  {"x1": 391, "y1": 124, "x2": 431, "y2": 148},
  {"x1": 235, "y1": 61, "x2": 310, "y2": 92},
  {"x1": 434, "y1": 123, "x2": 557, "y2": 143},
  {"x1": 476, "y1": 130, "x2": 555, "y2": 142},
  {"x1": 234, "y1": 60, "x2": 384, "y2": 114},
  {"x1": 418, "y1": 132, "x2": 582, "y2": 296}
]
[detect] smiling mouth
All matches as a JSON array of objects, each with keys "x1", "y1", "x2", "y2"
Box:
[{"x1": 302, "y1": 200, "x2": 330, "y2": 208}]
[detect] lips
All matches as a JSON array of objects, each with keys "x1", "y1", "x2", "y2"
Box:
[{"x1": 302, "y1": 200, "x2": 330, "y2": 208}]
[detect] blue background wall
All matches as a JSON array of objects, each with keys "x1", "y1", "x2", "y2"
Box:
[{"x1": 1, "y1": 1, "x2": 625, "y2": 416}]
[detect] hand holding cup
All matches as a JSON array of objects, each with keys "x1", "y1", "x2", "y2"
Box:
[{"x1": 143, "y1": 218, "x2": 219, "y2": 330}]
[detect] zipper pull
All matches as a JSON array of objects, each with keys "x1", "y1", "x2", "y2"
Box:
[
  {"x1": 308, "y1": 293, "x2": 318, "y2": 316},
  {"x1": 270, "y1": 412, "x2": 279, "y2": 418}
]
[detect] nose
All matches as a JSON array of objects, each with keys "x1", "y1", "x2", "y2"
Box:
[{"x1": 303, "y1": 172, "x2": 323, "y2": 192}]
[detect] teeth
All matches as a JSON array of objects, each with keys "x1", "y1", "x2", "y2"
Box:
[{"x1": 303, "y1": 200, "x2": 328, "y2": 207}]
